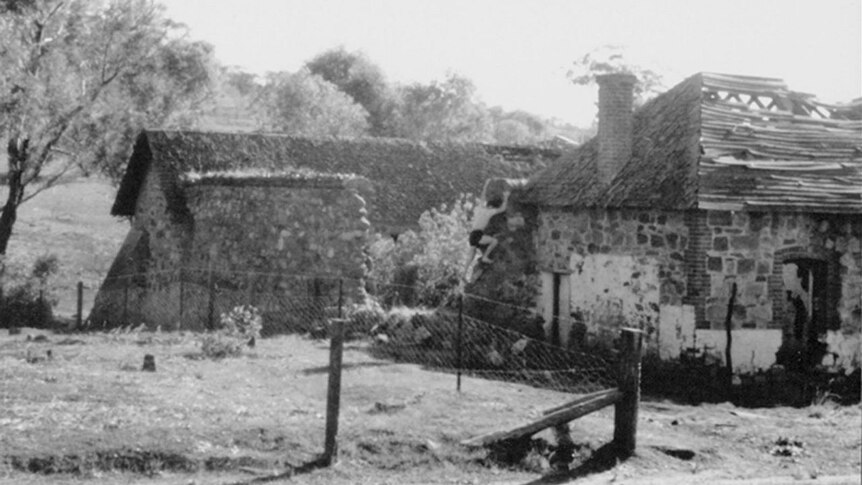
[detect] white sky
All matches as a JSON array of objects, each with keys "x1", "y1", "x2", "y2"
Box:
[{"x1": 160, "y1": 0, "x2": 862, "y2": 126}]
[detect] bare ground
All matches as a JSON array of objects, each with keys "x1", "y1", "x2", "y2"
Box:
[{"x1": 1, "y1": 328, "x2": 859, "y2": 485}]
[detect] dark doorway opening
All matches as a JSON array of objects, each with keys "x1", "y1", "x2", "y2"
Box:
[{"x1": 781, "y1": 258, "x2": 829, "y2": 370}]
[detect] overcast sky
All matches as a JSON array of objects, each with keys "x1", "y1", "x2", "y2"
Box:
[{"x1": 160, "y1": 0, "x2": 862, "y2": 126}]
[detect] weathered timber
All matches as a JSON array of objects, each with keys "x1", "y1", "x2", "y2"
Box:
[
  {"x1": 542, "y1": 389, "x2": 623, "y2": 416},
  {"x1": 724, "y1": 283, "x2": 737, "y2": 393},
  {"x1": 612, "y1": 328, "x2": 644, "y2": 457},
  {"x1": 461, "y1": 389, "x2": 622, "y2": 447},
  {"x1": 323, "y1": 318, "x2": 346, "y2": 465}
]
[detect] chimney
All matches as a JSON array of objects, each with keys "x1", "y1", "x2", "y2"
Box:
[{"x1": 596, "y1": 73, "x2": 637, "y2": 187}]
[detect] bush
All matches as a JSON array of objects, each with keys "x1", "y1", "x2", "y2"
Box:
[
  {"x1": 0, "y1": 254, "x2": 60, "y2": 330},
  {"x1": 368, "y1": 195, "x2": 476, "y2": 306},
  {"x1": 200, "y1": 305, "x2": 262, "y2": 359},
  {"x1": 0, "y1": 282, "x2": 54, "y2": 329}
]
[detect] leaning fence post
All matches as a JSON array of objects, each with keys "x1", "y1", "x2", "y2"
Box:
[
  {"x1": 457, "y1": 293, "x2": 463, "y2": 392},
  {"x1": 323, "y1": 317, "x2": 346, "y2": 465},
  {"x1": 613, "y1": 327, "x2": 643, "y2": 457}
]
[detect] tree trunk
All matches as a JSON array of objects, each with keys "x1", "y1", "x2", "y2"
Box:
[{"x1": 0, "y1": 138, "x2": 28, "y2": 255}]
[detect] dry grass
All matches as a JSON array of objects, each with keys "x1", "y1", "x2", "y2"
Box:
[
  {"x1": 0, "y1": 328, "x2": 574, "y2": 484},
  {"x1": 4, "y1": 178, "x2": 128, "y2": 318},
  {"x1": 1, "y1": 327, "x2": 860, "y2": 485}
]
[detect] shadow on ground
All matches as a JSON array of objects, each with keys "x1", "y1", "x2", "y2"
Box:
[{"x1": 521, "y1": 443, "x2": 623, "y2": 485}]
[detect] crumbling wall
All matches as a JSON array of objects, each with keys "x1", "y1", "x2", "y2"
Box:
[
  {"x1": 463, "y1": 179, "x2": 542, "y2": 337},
  {"x1": 535, "y1": 208, "x2": 689, "y2": 351},
  {"x1": 90, "y1": 172, "x2": 370, "y2": 332},
  {"x1": 534, "y1": 207, "x2": 861, "y2": 374},
  {"x1": 89, "y1": 164, "x2": 190, "y2": 329},
  {"x1": 180, "y1": 177, "x2": 369, "y2": 331},
  {"x1": 698, "y1": 211, "x2": 861, "y2": 373}
]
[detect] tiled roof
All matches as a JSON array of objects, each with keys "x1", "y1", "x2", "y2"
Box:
[
  {"x1": 112, "y1": 130, "x2": 559, "y2": 233},
  {"x1": 525, "y1": 73, "x2": 862, "y2": 213}
]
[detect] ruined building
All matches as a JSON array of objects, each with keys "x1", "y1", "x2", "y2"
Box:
[
  {"x1": 89, "y1": 130, "x2": 557, "y2": 330},
  {"x1": 471, "y1": 73, "x2": 861, "y2": 376}
]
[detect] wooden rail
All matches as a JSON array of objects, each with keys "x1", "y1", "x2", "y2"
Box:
[{"x1": 460, "y1": 328, "x2": 644, "y2": 457}]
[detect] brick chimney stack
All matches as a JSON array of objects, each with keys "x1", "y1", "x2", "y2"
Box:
[{"x1": 596, "y1": 73, "x2": 637, "y2": 187}]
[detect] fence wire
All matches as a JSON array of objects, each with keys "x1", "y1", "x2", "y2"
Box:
[{"x1": 87, "y1": 269, "x2": 618, "y2": 393}]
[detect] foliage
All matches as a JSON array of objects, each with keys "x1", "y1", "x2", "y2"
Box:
[
  {"x1": 368, "y1": 194, "x2": 476, "y2": 306},
  {"x1": 203, "y1": 48, "x2": 567, "y2": 145},
  {"x1": 393, "y1": 74, "x2": 493, "y2": 142},
  {"x1": 305, "y1": 46, "x2": 395, "y2": 136},
  {"x1": 200, "y1": 305, "x2": 262, "y2": 359},
  {"x1": 488, "y1": 108, "x2": 550, "y2": 145},
  {"x1": 0, "y1": 0, "x2": 215, "y2": 254},
  {"x1": 568, "y1": 45, "x2": 664, "y2": 105},
  {"x1": 0, "y1": 254, "x2": 58, "y2": 328},
  {"x1": 0, "y1": 281, "x2": 53, "y2": 328},
  {"x1": 258, "y1": 69, "x2": 370, "y2": 137},
  {"x1": 30, "y1": 253, "x2": 58, "y2": 287}
]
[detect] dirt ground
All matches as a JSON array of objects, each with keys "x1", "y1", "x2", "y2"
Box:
[{"x1": 0, "y1": 328, "x2": 860, "y2": 485}]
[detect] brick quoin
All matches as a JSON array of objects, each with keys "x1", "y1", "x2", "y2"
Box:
[{"x1": 684, "y1": 210, "x2": 710, "y2": 328}]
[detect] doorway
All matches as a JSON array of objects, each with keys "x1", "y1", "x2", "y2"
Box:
[{"x1": 782, "y1": 258, "x2": 829, "y2": 368}]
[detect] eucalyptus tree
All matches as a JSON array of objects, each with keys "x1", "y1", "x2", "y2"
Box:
[{"x1": 0, "y1": 0, "x2": 214, "y2": 254}]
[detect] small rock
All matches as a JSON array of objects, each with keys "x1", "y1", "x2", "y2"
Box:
[{"x1": 142, "y1": 354, "x2": 156, "y2": 372}]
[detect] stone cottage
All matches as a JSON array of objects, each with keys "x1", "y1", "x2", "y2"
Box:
[
  {"x1": 90, "y1": 130, "x2": 557, "y2": 330},
  {"x1": 471, "y1": 73, "x2": 861, "y2": 375}
]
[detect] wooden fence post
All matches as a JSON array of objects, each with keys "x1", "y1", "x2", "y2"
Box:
[
  {"x1": 613, "y1": 327, "x2": 643, "y2": 457},
  {"x1": 323, "y1": 318, "x2": 346, "y2": 465},
  {"x1": 456, "y1": 294, "x2": 463, "y2": 392},
  {"x1": 75, "y1": 282, "x2": 83, "y2": 328},
  {"x1": 207, "y1": 267, "x2": 215, "y2": 330},
  {"x1": 123, "y1": 279, "x2": 129, "y2": 325},
  {"x1": 178, "y1": 269, "x2": 184, "y2": 330}
]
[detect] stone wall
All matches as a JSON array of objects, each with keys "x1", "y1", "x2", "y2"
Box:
[
  {"x1": 463, "y1": 180, "x2": 542, "y2": 337},
  {"x1": 184, "y1": 179, "x2": 368, "y2": 280},
  {"x1": 89, "y1": 171, "x2": 370, "y2": 332},
  {"x1": 533, "y1": 207, "x2": 861, "y2": 373},
  {"x1": 535, "y1": 208, "x2": 689, "y2": 350},
  {"x1": 697, "y1": 210, "x2": 861, "y2": 372}
]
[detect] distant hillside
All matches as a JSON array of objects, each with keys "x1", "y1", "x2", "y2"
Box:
[{"x1": 3, "y1": 178, "x2": 128, "y2": 318}]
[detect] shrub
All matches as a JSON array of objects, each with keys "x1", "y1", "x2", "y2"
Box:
[
  {"x1": 367, "y1": 195, "x2": 476, "y2": 307},
  {"x1": 347, "y1": 299, "x2": 386, "y2": 337},
  {"x1": 0, "y1": 255, "x2": 59, "y2": 329},
  {"x1": 0, "y1": 282, "x2": 53, "y2": 329},
  {"x1": 200, "y1": 305, "x2": 262, "y2": 359}
]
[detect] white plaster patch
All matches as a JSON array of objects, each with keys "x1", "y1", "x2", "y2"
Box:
[
  {"x1": 568, "y1": 253, "x2": 660, "y2": 348},
  {"x1": 694, "y1": 329, "x2": 782, "y2": 373},
  {"x1": 821, "y1": 330, "x2": 861, "y2": 374},
  {"x1": 657, "y1": 304, "x2": 695, "y2": 360}
]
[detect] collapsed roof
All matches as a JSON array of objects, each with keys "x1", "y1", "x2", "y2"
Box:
[{"x1": 526, "y1": 72, "x2": 862, "y2": 213}]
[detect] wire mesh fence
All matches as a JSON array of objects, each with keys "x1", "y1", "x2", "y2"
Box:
[{"x1": 86, "y1": 268, "x2": 619, "y2": 394}]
